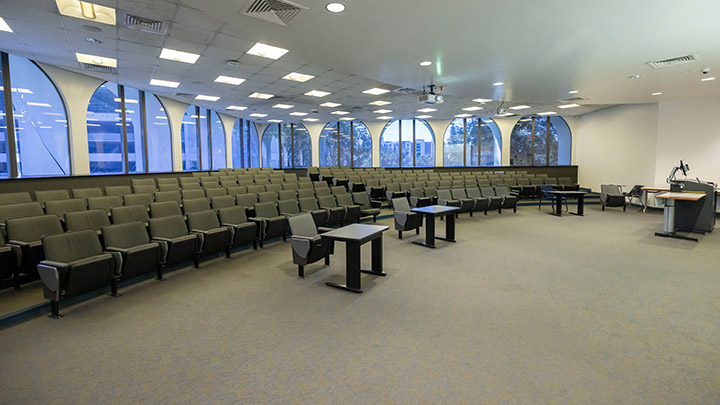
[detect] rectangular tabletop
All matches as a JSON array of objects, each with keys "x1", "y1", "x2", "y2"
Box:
[
  {"x1": 656, "y1": 192, "x2": 705, "y2": 201},
  {"x1": 411, "y1": 205, "x2": 459, "y2": 215},
  {"x1": 320, "y1": 224, "x2": 389, "y2": 243}
]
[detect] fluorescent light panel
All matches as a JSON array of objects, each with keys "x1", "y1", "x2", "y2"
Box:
[
  {"x1": 246, "y1": 42, "x2": 288, "y2": 60},
  {"x1": 290, "y1": 112, "x2": 308, "y2": 116},
  {"x1": 417, "y1": 108, "x2": 436, "y2": 112},
  {"x1": 369, "y1": 100, "x2": 391, "y2": 106},
  {"x1": 373, "y1": 109, "x2": 392, "y2": 114},
  {"x1": 305, "y1": 90, "x2": 331, "y2": 97},
  {"x1": 320, "y1": 102, "x2": 341, "y2": 108},
  {"x1": 416, "y1": 115, "x2": 432, "y2": 119},
  {"x1": 159, "y1": 48, "x2": 200, "y2": 64},
  {"x1": 215, "y1": 75, "x2": 245, "y2": 85},
  {"x1": 75, "y1": 52, "x2": 116, "y2": 67},
  {"x1": 493, "y1": 82, "x2": 504, "y2": 86},
  {"x1": 55, "y1": 0, "x2": 116, "y2": 25},
  {"x1": 377, "y1": 116, "x2": 393, "y2": 120},
  {"x1": 363, "y1": 88, "x2": 391, "y2": 95},
  {"x1": 0, "y1": 17, "x2": 13, "y2": 32},
  {"x1": 273, "y1": 104, "x2": 293, "y2": 109},
  {"x1": 282, "y1": 72, "x2": 315, "y2": 82},
  {"x1": 537, "y1": 111, "x2": 557, "y2": 116},
  {"x1": 473, "y1": 98, "x2": 492, "y2": 103},
  {"x1": 509, "y1": 105, "x2": 531, "y2": 110},
  {"x1": 462, "y1": 106, "x2": 483, "y2": 111},
  {"x1": 558, "y1": 103, "x2": 580, "y2": 109},
  {"x1": 455, "y1": 114, "x2": 472, "y2": 118},
  {"x1": 339, "y1": 117, "x2": 354, "y2": 121},
  {"x1": 303, "y1": 118, "x2": 319, "y2": 122},
  {"x1": 196, "y1": 95, "x2": 220, "y2": 101},
  {"x1": 268, "y1": 119, "x2": 283, "y2": 123},
  {"x1": 149, "y1": 79, "x2": 180, "y2": 88},
  {"x1": 226, "y1": 106, "x2": 247, "y2": 111},
  {"x1": 331, "y1": 111, "x2": 349, "y2": 115},
  {"x1": 249, "y1": 92, "x2": 274, "y2": 99},
  {"x1": 250, "y1": 113, "x2": 267, "y2": 117},
  {"x1": 701, "y1": 77, "x2": 715, "y2": 82}
]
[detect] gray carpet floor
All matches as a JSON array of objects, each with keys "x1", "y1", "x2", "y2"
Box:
[{"x1": 0, "y1": 206, "x2": 718, "y2": 404}]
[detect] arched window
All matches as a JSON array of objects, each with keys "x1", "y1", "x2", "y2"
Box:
[
  {"x1": 87, "y1": 82, "x2": 172, "y2": 174},
  {"x1": 210, "y1": 111, "x2": 226, "y2": 170},
  {"x1": 319, "y1": 120, "x2": 372, "y2": 167},
  {"x1": 443, "y1": 118, "x2": 501, "y2": 167},
  {"x1": 0, "y1": 53, "x2": 70, "y2": 177},
  {"x1": 180, "y1": 107, "x2": 227, "y2": 171},
  {"x1": 261, "y1": 123, "x2": 311, "y2": 168},
  {"x1": 181, "y1": 106, "x2": 200, "y2": 171},
  {"x1": 379, "y1": 119, "x2": 435, "y2": 168},
  {"x1": 510, "y1": 116, "x2": 571, "y2": 166},
  {"x1": 231, "y1": 119, "x2": 259, "y2": 168}
]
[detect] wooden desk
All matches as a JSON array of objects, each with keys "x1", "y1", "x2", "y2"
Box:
[{"x1": 654, "y1": 192, "x2": 705, "y2": 242}]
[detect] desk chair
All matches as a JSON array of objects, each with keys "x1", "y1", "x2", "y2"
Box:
[
  {"x1": 392, "y1": 198, "x2": 421, "y2": 239},
  {"x1": 539, "y1": 185, "x2": 567, "y2": 214},
  {"x1": 601, "y1": 184, "x2": 626, "y2": 211}
]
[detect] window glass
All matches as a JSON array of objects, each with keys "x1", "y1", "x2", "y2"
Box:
[
  {"x1": 379, "y1": 120, "x2": 400, "y2": 167},
  {"x1": 510, "y1": 118, "x2": 533, "y2": 166},
  {"x1": 87, "y1": 82, "x2": 123, "y2": 174},
  {"x1": 533, "y1": 117, "x2": 548, "y2": 166},
  {"x1": 280, "y1": 123, "x2": 292, "y2": 168},
  {"x1": 145, "y1": 95, "x2": 172, "y2": 172},
  {"x1": 123, "y1": 86, "x2": 143, "y2": 173},
  {"x1": 181, "y1": 106, "x2": 200, "y2": 171},
  {"x1": 550, "y1": 116, "x2": 572, "y2": 165},
  {"x1": 338, "y1": 121, "x2": 351, "y2": 167},
  {"x1": 292, "y1": 123, "x2": 311, "y2": 168},
  {"x1": 0, "y1": 62, "x2": 8, "y2": 177},
  {"x1": 199, "y1": 110, "x2": 210, "y2": 170},
  {"x1": 248, "y1": 121, "x2": 259, "y2": 168},
  {"x1": 319, "y1": 122, "x2": 338, "y2": 167},
  {"x1": 443, "y1": 118, "x2": 465, "y2": 167},
  {"x1": 480, "y1": 118, "x2": 502, "y2": 166},
  {"x1": 414, "y1": 120, "x2": 435, "y2": 167},
  {"x1": 352, "y1": 121, "x2": 372, "y2": 168},
  {"x1": 510, "y1": 116, "x2": 571, "y2": 166},
  {"x1": 233, "y1": 119, "x2": 260, "y2": 168},
  {"x1": 400, "y1": 120, "x2": 413, "y2": 167},
  {"x1": 8, "y1": 55, "x2": 70, "y2": 177},
  {"x1": 261, "y1": 124, "x2": 280, "y2": 168},
  {"x1": 210, "y1": 111, "x2": 226, "y2": 170},
  {"x1": 465, "y1": 119, "x2": 479, "y2": 166}
]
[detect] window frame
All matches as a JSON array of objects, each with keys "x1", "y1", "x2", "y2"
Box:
[
  {"x1": 182, "y1": 106, "x2": 227, "y2": 172},
  {"x1": 319, "y1": 120, "x2": 372, "y2": 168},
  {"x1": 443, "y1": 117, "x2": 501, "y2": 167},
  {"x1": 232, "y1": 118, "x2": 260, "y2": 168},
  {"x1": 261, "y1": 122, "x2": 311, "y2": 169},
  {"x1": 379, "y1": 119, "x2": 435, "y2": 168},
  {"x1": 510, "y1": 115, "x2": 571, "y2": 167}
]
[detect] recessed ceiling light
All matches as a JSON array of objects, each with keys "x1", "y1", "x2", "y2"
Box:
[
  {"x1": 196, "y1": 95, "x2": 220, "y2": 101},
  {"x1": 369, "y1": 100, "x2": 391, "y2": 106},
  {"x1": 568, "y1": 90, "x2": 579, "y2": 94},
  {"x1": 537, "y1": 111, "x2": 557, "y2": 116},
  {"x1": 420, "y1": 61, "x2": 432, "y2": 67},
  {"x1": 462, "y1": 106, "x2": 483, "y2": 111},
  {"x1": 85, "y1": 37, "x2": 101, "y2": 44},
  {"x1": 558, "y1": 103, "x2": 580, "y2": 109},
  {"x1": 249, "y1": 92, "x2": 274, "y2": 99},
  {"x1": 417, "y1": 108, "x2": 437, "y2": 113},
  {"x1": 495, "y1": 113, "x2": 514, "y2": 117},
  {"x1": 303, "y1": 118, "x2": 319, "y2": 122},
  {"x1": 376, "y1": 116, "x2": 393, "y2": 120},
  {"x1": 331, "y1": 111, "x2": 349, "y2": 115},
  {"x1": 455, "y1": 114, "x2": 473, "y2": 118},
  {"x1": 493, "y1": 82, "x2": 504, "y2": 86},
  {"x1": 290, "y1": 112, "x2": 308, "y2": 116},
  {"x1": 416, "y1": 115, "x2": 432, "y2": 119},
  {"x1": 215, "y1": 75, "x2": 245, "y2": 85},
  {"x1": 250, "y1": 113, "x2": 267, "y2": 118},
  {"x1": 0, "y1": 17, "x2": 13, "y2": 33},
  {"x1": 320, "y1": 102, "x2": 341, "y2": 107},
  {"x1": 282, "y1": 72, "x2": 315, "y2": 82},
  {"x1": 246, "y1": 42, "x2": 288, "y2": 60},
  {"x1": 273, "y1": 104, "x2": 293, "y2": 109},
  {"x1": 509, "y1": 105, "x2": 531, "y2": 110},
  {"x1": 268, "y1": 119, "x2": 283, "y2": 123},
  {"x1": 326, "y1": 2, "x2": 346, "y2": 13},
  {"x1": 75, "y1": 52, "x2": 116, "y2": 67},
  {"x1": 373, "y1": 109, "x2": 392, "y2": 114},
  {"x1": 651, "y1": 92, "x2": 662, "y2": 96},
  {"x1": 473, "y1": 98, "x2": 492, "y2": 103},
  {"x1": 339, "y1": 117, "x2": 354, "y2": 121},
  {"x1": 149, "y1": 79, "x2": 180, "y2": 88},
  {"x1": 305, "y1": 90, "x2": 331, "y2": 97},
  {"x1": 226, "y1": 106, "x2": 247, "y2": 111},
  {"x1": 628, "y1": 74, "x2": 642, "y2": 79},
  {"x1": 160, "y1": 48, "x2": 200, "y2": 64},
  {"x1": 363, "y1": 88, "x2": 390, "y2": 95},
  {"x1": 55, "y1": 0, "x2": 116, "y2": 25},
  {"x1": 701, "y1": 77, "x2": 716, "y2": 82}
]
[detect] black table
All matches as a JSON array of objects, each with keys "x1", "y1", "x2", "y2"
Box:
[
  {"x1": 410, "y1": 205, "x2": 459, "y2": 248},
  {"x1": 320, "y1": 224, "x2": 389, "y2": 293},
  {"x1": 546, "y1": 190, "x2": 587, "y2": 217}
]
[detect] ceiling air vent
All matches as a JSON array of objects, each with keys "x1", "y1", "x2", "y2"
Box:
[
  {"x1": 243, "y1": 0, "x2": 308, "y2": 26},
  {"x1": 80, "y1": 63, "x2": 117, "y2": 74},
  {"x1": 647, "y1": 54, "x2": 698, "y2": 69},
  {"x1": 123, "y1": 13, "x2": 166, "y2": 35}
]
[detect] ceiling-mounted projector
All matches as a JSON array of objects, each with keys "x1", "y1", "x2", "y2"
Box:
[{"x1": 418, "y1": 94, "x2": 444, "y2": 104}]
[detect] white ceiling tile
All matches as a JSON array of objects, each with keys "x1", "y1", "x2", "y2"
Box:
[
  {"x1": 118, "y1": 29, "x2": 166, "y2": 47},
  {"x1": 167, "y1": 23, "x2": 216, "y2": 46}
]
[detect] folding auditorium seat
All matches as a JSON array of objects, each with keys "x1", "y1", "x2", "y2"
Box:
[
  {"x1": 35, "y1": 190, "x2": 71, "y2": 207},
  {"x1": 284, "y1": 173, "x2": 298, "y2": 182},
  {"x1": 182, "y1": 198, "x2": 212, "y2": 214},
  {"x1": 265, "y1": 183, "x2": 282, "y2": 193},
  {"x1": 180, "y1": 178, "x2": 202, "y2": 189},
  {"x1": 288, "y1": 213, "x2": 333, "y2": 278},
  {"x1": 352, "y1": 192, "x2": 381, "y2": 222},
  {"x1": 65, "y1": 209, "x2": 110, "y2": 237},
  {"x1": 0, "y1": 192, "x2": 33, "y2": 206},
  {"x1": 257, "y1": 191, "x2": 279, "y2": 203},
  {"x1": 247, "y1": 185, "x2": 265, "y2": 194},
  {"x1": 218, "y1": 206, "x2": 258, "y2": 250},
  {"x1": 157, "y1": 178, "x2": 180, "y2": 189},
  {"x1": 450, "y1": 189, "x2": 476, "y2": 216},
  {"x1": 392, "y1": 197, "x2": 422, "y2": 239},
  {"x1": 0, "y1": 234, "x2": 20, "y2": 288},
  {"x1": 202, "y1": 181, "x2": 221, "y2": 190},
  {"x1": 480, "y1": 187, "x2": 503, "y2": 213},
  {"x1": 297, "y1": 188, "x2": 315, "y2": 199},
  {"x1": 158, "y1": 182, "x2": 181, "y2": 192},
  {"x1": 155, "y1": 190, "x2": 183, "y2": 204},
  {"x1": 558, "y1": 177, "x2": 579, "y2": 191},
  {"x1": 235, "y1": 194, "x2": 258, "y2": 212},
  {"x1": 314, "y1": 187, "x2": 331, "y2": 197},
  {"x1": 278, "y1": 199, "x2": 303, "y2": 218},
  {"x1": 409, "y1": 188, "x2": 432, "y2": 208},
  {"x1": 330, "y1": 186, "x2": 347, "y2": 196},
  {"x1": 111, "y1": 205, "x2": 149, "y2": 226},
  {"x1": 72, "y1": 188, "x2": 103, "y2": 200},
  {"x1": 104, "y1": 186, "x2": 132, "y2": 197},
  {"x1": 0, "y1": 202, "x2": 46, "y2": 237},
  {"x1": 187, "y1": 210, "x2": 232, "y2": 259},
  {"x1": 466, "y1": 188, "x2": 491, "y2": 215},
  {"x1": 437, "y1": 190, "x2": 462, "y2": 213},
  {"x1": 87, "y1": 196, "x2": 123, "y2": 217},
  {"x1": 297, "y1": 181, "x2": 313, "y2": 190},
  {"x1": 298, "y1": 197, "x2": 329, "y2": 227},
  {"x1": 132, "y1": 178, "x2": 156, "y2": 190},
  {"x1": 237, "y1": 178, "x2": 254, "y2": 187},
  {"x1": 385, "y1": 183, "x2": 405, "y2": 202},
  {"x1": 37, "y1": 229, "x2": 117, "y2": 318},
  {"x1": 250, "y1": 202, "x2": 288, "y2": 247},
  {"x1": 226, "y1": 186, "x2": 246, "y2": 196},
  {"x1": 181, "y1": 189, "x2": 205, "y2": 200},
  {"x1": 495, "y1": 186, "x2": 519, "y2": 213},
  {"x1": 204, "y1": 188, "x2": 228, "y2": 198},
  {"x1": 5, "y1": 214, "x2": 64, "y2": 289},
  {"x1": 334, "y1": 193, "x2": 362, "y2": 225},
  {"x1": 277, "y1": 190, "x2": 297, "y2": 201},
  {"x1": 211, "y1": 195, "x2": 235, "y2": 210},
  {"x1": 149, "y1": 215, "x2": 201, "y2": 267},
  {"x1": 317, "y1": 195, "x2": 346, "y2": 227},
  {"x1": 123, "y1": 193, "x2": 153, "y2": 210},
  {"x1": 44, "y1": 199, "x2": 87, "y2": 221},
  {"x1": 282, "y1": 183, "x2": 298, "y2": 191},
  {"x1": 133, "y1": 185, "x2": 156, "y2": 194},
  {"x1": 102, "y1": 222, "x2": 163, "y2": 286},
  {"x1": 600, "y1": 184, "x2": 627, "y2": 211},
  {"x1": 150, "y1": 201, "x2": 183, "y2": 218}
]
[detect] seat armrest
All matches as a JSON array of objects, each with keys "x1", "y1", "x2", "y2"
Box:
[
  {"x1": 248, "y1": 217, "x2": 265, "y2": 223},
  {"x1": 152, "y1": 237, "x2": 176, "y2": 243},
  {"x1": 38, "y1": 260, "x2": 71, "y2": 270},
  {"x1": 317, "y1": 227, "x2": 334, "y2": 233},
  {"x1": 395, "y1": 211, "x2": 410, "y2": 226},
  {"x1": 105, "y1": 246, "x2": 129, "y2": 254},
  {"x1": 7, "y1": 240, "x2": 31, "y2": 249},
  {"x1": 370, "y1": 200, "x2": 382, "y2": 208},
  {"x1": 108, "y1": 251, "x2": 122, "y2": 277}
]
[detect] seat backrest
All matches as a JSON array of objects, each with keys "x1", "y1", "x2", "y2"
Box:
[
  {"x1": 277, "y1": 190, "x2": 296, "y2": 201},
  {"x1": 6, "y1": 214, "x2": 63, "y2": 243},
  {"x1": 158, "y1": 183, "x2": 181, "y2": 192},
  {"x1": 179, "y1": 189, "x2": 203, "y2": 200},
  {"x1": 133, "y1": 185, "x2": 156, "y2": 194},
  {"x1": 297, "y1": 189, "x2": 315, "y2": 198},
  {"x1": 265, "y1": 184, "x2": 282, "y2": 192},
  {"x1": 558, "y1": 177, "x2": 571, "y2": 185},
  {"x1": 335, "y1": 193, "x2": 355, "y2": 206},
  {"x1": 204, "y1": 188, "x2": 227, "y2": 198},
  {"x1": 203, "y1": 182, "x2": 221, "y2": 189},
  {"x1": 226, "y1": 186, "x2": 246, "y2": 196},
  {"x1": 236, "y1": 193, "x2": 258, "y2": 207},
  {"x1": 183, "y1": 198, "x2": 211, "y2": 214},
  {"x1": 352, "y1": 192, "x2": 370, "y2": 207},
  {"x1": 282, "y1": 183, "x2": 298, "y2": 191},
  {"x1": 45, "y1": 199, "x2": 87, "y2": 217},
  {"x1": 105, "y1": 186, "x2": 132, "y2": 196},
  {"x1": 318, "y1": 195, "x2": 339, "y2": 208},
  {"x1": 466, "y1": 187, "x2": 482, "y2": 198},
  {"x1": 156, "y1": 177, "x2": 179, "y2": 186},
  {"x1": 437, "y1": 189, "x2": 452, "y2": 200},
  {"x1": 35, "y1": 189, "x2": 71, "y2": 205},
  {"x1": 540, "y1": 184, "x2": 555, "y2": 196},
  {"x1": 123, "y1": 193, "x2": 153, "y2": 208},
  {"x1": 111, "y1": 205, "x2": 149, "y2": 224},
  {"x1": 330, "y1": 186, "x2": 346, "y2": 195},
  {"x1": 480, "y1": 186, "x2": 497, "y2": 197},
  {"x1": 65, "y1": 209, "x2": 110, "y2": 232},
  {"x1": 211, "y1": 195, "x2": 235, "y2": 210},
  {"x1": 155, "y1": 190, "x2": 182, "y2": 203},
  {"x1": 278, "y1": 199, "x2": 300, "y2": 215},
  {"x1": 600, "y1": 184, "x2": 623, "y2": 200},
  {"x1": 288, "y1": 213, "x2": 318, "y2": 238},
  {"x1": 181, "y1": 177, "x2": 201, "y2": 185},
  {"x1": 149, "y1": 215, "x2": 189, "y2": 239},
  {"x1": 315, "y1": 188, "x2": 331, "y2": 197},
  {"x1": 43, "y1": 229, "x2": 103, "y2": 263},
  {"x1": 254, "y1": 201, "x2": 279, "y2": 218},
  {"x1": 218, "y1": 206, "x2": 249, "y2": 225},
  {"x1": 451, "y1": 189, "x2": 468, "y2": 199},
  {"x1": 247, "y1": 185, "x2": 265, "y2": 194},
  {"x1": 150, "y1": 201, "x2": 182, "y2": 218},
  {"x1": 392, "y1": 197, "x2": 411, "y2": 212},
  {"x1": 298, "y1": 197, "x2": 320, "y2": 211},
  {"x1": 187, "y1": 210, "x2": 221, "y2": 231},
  {"x1": 258, "y1": 191, "x2": 279, "y2": 203},
  {"x1": 386, "y1": 183, "x2": 400, "y2": 192},
  {"x1": 496, "y1": 186, "x2": 511, "y2": 196},
  {"x1": 72, "y1": 188, "x2": 103, "y2": 199},
  {"x1": 0, "y1": 192, "x2": 33, "y2": 206},
  {"x1": 132, "y1": 178, "x2": 156, "y2": 188},
  {"x1": 102, "y1": 222, "x2": 150, "y2": 249},
  {"x1": 628, "y1": 184, "x2": 644, "y2": 197},
  {"x1": 409, "y1": 187, "x2": 425, "y2": 197},
  {"x1": 88, "y1": 196, "x2": 123, "y2": 214},
  {"x1": 200, "y1": 177, "x2": 219, "y2": 187},
  {"x1": 544, "y1": 177, "x2": 558, "y2": 185}
]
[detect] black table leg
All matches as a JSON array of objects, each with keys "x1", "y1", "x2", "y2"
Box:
[
  {"x1": 326, "y1": 241, "x2": 363, "y2": 293},
  {"x1": 571, "y1": 195, "x2": 585, "y2": 216},
  {"x1": 413, "y1": 214, "x2": 436, "y2": 248},
  {"x1": 361, "y1": 235, "x2": 386, "y2": 276},
  {"x1": 437, "y1": 213, "x2": 456, "y2": 243},
  {"x1": 553, "y1": 195, "x2": 562, "y2": 216}
]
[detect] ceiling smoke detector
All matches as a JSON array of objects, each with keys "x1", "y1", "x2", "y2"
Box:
[{"x1": 226, "y1": 60, "x2": 242, "y2": 68}]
